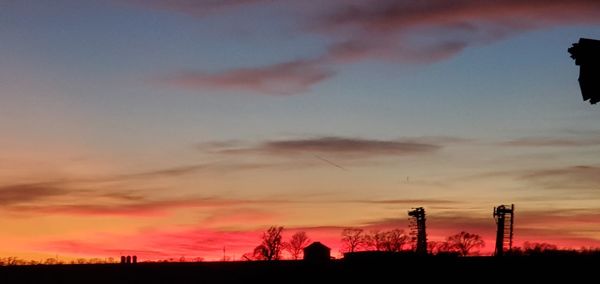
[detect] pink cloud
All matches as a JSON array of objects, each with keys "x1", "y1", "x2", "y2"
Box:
[
  {"x1": 164, "y1": 59, "x2": 334, "y2": 95},
  {"x1": 326, "y1": 38, "x2": 469, "y2": 64},
  {"x1": 317, "y1": 0, "x2": 600, "y2": 62},
  {"x1": 321, "y1": 0, "x2": 600, "y2": 32},
  {"x1": 140, "y1": 1, "x2": 600, "y2": 95}
]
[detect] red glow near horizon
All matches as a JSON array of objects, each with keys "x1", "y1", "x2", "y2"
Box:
[{"x1": 29, "y1": 220, "x2": 600, "y2": 262}]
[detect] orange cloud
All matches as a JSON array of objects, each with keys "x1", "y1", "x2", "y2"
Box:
[
  {"x1": 0, "y1": 183, "x2": 68, "y2": 206},
  {"x1": 6, "y1": 197, "x2": 293, "y2": 217}
]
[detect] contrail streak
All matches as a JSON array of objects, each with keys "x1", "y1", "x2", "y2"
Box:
[{"x1": 313, "y1": 155, "x2": 348, "y2": 171}]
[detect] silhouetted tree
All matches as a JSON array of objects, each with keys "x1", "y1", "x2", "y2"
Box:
[
  {"x1": 383, "y1": 229, "x2": 408, "y2": 252},
  {"x1": 285, "y1": 231, "x2": 311, "y2": 260},
  {"x1": 341, "y1": 228, "x2": 366, "y2": 253},
  {"x1": 523, "y1": 241, "x2": 558, "y2": 255},
  {"x1": 427, "y1": 241, "x2": 442, "y2": 254},
  {"x1": 43, "y1": 258, "x2": 62, "y2": 265},
  {"x1": 254, "y1": 226, "x2": 284, "y2": 260},
  {"x1": 365, "y1": 230, "x2": 385, "y2": 251},
  {"x1": 446, "y1": 231, "x2": 485, "y2": 256},
  {"x1": 434, "y1": 241, "x2": 456, "y2": 254},
  {"x1": 5, "y1": 257, "x2": 21, "y2": 266},
  {"x1": 366, "y1": 229, "x2": 408, "y2": 252}
]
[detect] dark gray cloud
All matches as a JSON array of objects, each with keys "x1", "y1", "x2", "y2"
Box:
[{"x1": 218, "y1": 136, "x2": 441, "y2": 157}]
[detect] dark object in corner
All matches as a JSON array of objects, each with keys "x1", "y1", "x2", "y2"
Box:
[{"x1": 568, "y1": 38, "x2": 600, "y2": 105}]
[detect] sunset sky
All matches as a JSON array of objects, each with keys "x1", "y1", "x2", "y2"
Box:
[{"x1": 2, "y1": 0, "x2": 600, "y2": 261}]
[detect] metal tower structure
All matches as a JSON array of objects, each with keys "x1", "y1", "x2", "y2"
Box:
[
  {"x1": 493, "y1": 204, "x2": 514, "y2": 256},
  {"x1": 408, "y1": 207, "x2": 427, "y2": 255}
]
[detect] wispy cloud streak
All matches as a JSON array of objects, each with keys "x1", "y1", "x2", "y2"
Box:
[
  {"x1": 501, "y1": 137, "x2": 600, "y2": 147},
  {"x1": 125, "y1": 0, "x2": 274, "y2": 16},
  {"x1": 163, "y1": 59, "x2": 334, "y2": 95},
  {"x1": 520, "y1": 165, "x2": 600, "y2": 190}
]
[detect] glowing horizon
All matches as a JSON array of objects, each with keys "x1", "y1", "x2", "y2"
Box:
[{"x1": 1, "y1": 0, "x2": 600, "y2": 262}]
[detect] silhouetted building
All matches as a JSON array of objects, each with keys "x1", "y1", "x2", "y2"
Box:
[
  {"x1": 493, "y1": 204, "x2": 514, "y2": 256},
  {"x1": 408, "y1": 207, "x2": 427, "y2": 255},
  {"x1": 569, "y1": 38, "x2": 600, "y2": 104},
  {"x1": 303, "y1": 242, "x2": 330, "y2": 262},
  {"x1": 120, "y1": 255, "x2": 137, "y2": 264}
]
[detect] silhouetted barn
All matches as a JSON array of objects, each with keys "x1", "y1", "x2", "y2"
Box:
[{"x1": 303, "y1": 242, "x2": 330, "y2": 262}]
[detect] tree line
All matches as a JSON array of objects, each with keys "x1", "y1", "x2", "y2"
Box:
[
  {"x1": 245, "y1": 226, "x2": 600, "y2": 260},
  {"x1": 244, "y1": 226, "x2": 486, "y2": 259},
  {"x1": 341, "y1": 228, "x2": 485, "y2": 256},
  {"x1": 243, "y1": 227, "x2": 311, "y2": 261}
]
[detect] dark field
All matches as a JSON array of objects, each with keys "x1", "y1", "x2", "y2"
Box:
[{"x1": 1, "y1": 255, "x2": 598, "y2": 284}]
